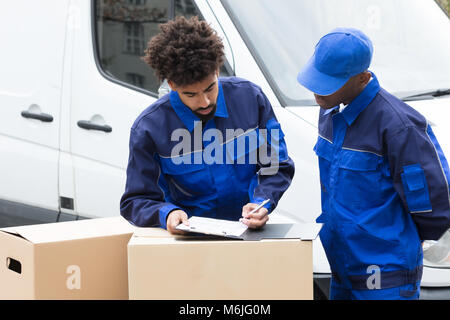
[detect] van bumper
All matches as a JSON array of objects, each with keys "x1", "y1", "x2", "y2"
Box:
[{"x1": 420, "y1": 286, "x2": 450, "y2": 300}]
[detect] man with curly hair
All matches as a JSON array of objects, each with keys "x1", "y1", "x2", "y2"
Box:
[{"x1": 120, "y1": 16, "x2": 295, "y2": 234}]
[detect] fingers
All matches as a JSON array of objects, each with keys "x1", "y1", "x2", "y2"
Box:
[
  {"x1": 240, "y1": 212, "x2": 269, "y2": 229},
  {"x1": 180, "y1": 213, "x2": 189, "y2": 226},
  {"x1": 242, "y1": 203, "x2": 257, "y2": 213},
  {"x1": 167, "y1": 210, "x2": 189, "y2": 235},
  {"x1": 241, "y1": 204, "x2": 269, "y2": 229},
  {"x1": 242, "y1": 204, "x2": 268, "y2": 220}
]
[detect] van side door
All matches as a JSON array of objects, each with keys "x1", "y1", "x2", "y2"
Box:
[{"x1": 0, "y1": 0, "x2": 69, "y2": 226}]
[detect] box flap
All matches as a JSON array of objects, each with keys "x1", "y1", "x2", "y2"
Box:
[
  {"x1": 132, "y1": 226, "x2": 173, "y2": 238},
  {"x1": 286, "y1": 223, "x2": 322, "y2": 240},
  {"x1": 0, "y1": 216, "x2": 135, "y2": 244},
  {"x1": 0, "y1": 229, "x2": 28, "y2": 240},
  {"x1": 132, "y1": 226, "x2": 206, "y2": 242}
]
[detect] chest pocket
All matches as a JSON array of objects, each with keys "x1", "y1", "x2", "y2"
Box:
[
  {"x1": 159, "y1": 155, "x2": 214, "y2": 200},
  {"x1": 336, "y1": 149, "x2": 383, "y2": 208}
]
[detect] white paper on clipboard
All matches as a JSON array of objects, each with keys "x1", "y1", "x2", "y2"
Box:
[{"x1": 176, "y1": 216, "x2": 248, "y2": 238}]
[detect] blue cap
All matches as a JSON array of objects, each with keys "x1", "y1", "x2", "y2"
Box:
[{"x1": 297, "y1": 28, "x2": 373, "y2": 96}]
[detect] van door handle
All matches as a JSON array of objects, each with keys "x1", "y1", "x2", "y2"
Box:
[
  {"x1": 21, "y1": 110, "x2": 54, "y2": 122},
  {"x1": 77, "y1": 120, "x2": 112, "y2": 133}
]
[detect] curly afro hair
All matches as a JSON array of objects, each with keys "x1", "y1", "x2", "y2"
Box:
[{"x1": 142, "y1": 16, "x2": 225, "y2": 87}]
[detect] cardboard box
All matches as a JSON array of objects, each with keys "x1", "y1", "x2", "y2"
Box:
[
  {"x1": 0, "y1": 216, "x2": 135, "y2": 300},
  {"x1": 128, "y1": 224, "x2": 320, "y2": 300}
]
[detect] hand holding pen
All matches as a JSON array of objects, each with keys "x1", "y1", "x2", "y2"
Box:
[{"x1": 240, "y1": 199, "x2": 270, "y2": 229}]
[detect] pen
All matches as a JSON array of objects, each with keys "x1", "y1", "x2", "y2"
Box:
[{"x1": 248, "y1": 199, "x2": 270, "y2": 215}]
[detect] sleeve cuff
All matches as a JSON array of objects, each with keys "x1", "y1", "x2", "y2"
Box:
[{"x1": 158, "y1": 203, "x2": 182, "y2": 230}]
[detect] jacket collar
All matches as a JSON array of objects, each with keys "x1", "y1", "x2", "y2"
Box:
[{"x1": 323, "y1": 72, "x2": 381, "y2": 126}]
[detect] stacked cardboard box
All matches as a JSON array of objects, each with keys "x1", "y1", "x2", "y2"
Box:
[
  {"x1": 127, "y1": 226, "x2": 317, "y2": 300},
  {"x1": 0, "y1": 218, "x2": 319, "y2": 300},
  {"x1": 0, "y1": 217, "x2": 135, "y2": 299}
]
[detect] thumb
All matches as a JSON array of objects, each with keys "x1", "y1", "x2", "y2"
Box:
[
  {"x1": 242, "y1": 203, "x2": 257, "y2": 214},
  {"x1": 181, "y1": 213, "x2": 190, "y2": 226}
]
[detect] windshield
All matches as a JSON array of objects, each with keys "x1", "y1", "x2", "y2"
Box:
[{"x1": 221, "y1": 0, "x2": 450, "y2": 106}]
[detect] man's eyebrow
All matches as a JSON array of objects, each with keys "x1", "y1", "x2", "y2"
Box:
[
  {"x1": 204, "y1": 82, "x2": 216, "y2": 92},
  {"x1": 182, "y1": 81, "x2": 216, "y2": 95}
]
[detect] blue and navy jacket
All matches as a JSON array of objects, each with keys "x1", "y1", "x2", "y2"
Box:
[
  {"x1": 120, "y1": 77, "x2": 294, "y2": 229},
  {"x1": 315, "y1": 73, "x2": 450, "y2": 284}
]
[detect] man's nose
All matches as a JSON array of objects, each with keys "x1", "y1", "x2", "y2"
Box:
[{"x1": 199, "y1": 94, "x2": 210, "y2": 107}]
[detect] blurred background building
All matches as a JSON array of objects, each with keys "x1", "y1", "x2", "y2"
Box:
[{"x1": 436, "y1": 0, "x2": 450, "y2": 15}]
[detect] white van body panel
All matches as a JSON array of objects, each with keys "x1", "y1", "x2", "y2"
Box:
[
  {"x1": 66, "y1": 0, "x2": 156, "y2": 218},
  {"x1": 0, "y1": 0, "x2": 70, "y2": 212},
  {"x1": 422, "y1": 266, "x2": 450, "y2": 287},
  {"x1": 409, "y1": 98, "x2": 450, "y2": 157}
]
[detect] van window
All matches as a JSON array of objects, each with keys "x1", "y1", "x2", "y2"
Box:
[
  {"x1": 95, "y1": 0, "x2": 233, "y2": 96},
  {"x1": 222, "y1": 0, "x2": 450, "y2": 106}
]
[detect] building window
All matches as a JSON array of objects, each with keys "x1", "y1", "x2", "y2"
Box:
[
  {"x1": 127, "y1": 0, "x2": 147, "y2": 5},
  {"x1": 126, "y1": 73, "x2": 145, "y2": 88},
  {"x1": 123, "y1": 22, "x2": 145, "y2": 55}
]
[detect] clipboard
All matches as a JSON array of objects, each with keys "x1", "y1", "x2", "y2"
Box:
[{"x1": 175, "y1": 216, "x2": 322, "y2": 241}]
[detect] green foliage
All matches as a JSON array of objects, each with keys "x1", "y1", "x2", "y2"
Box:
[{"x1": 436, "y1": 0, "x2": 450, "y2": 16}]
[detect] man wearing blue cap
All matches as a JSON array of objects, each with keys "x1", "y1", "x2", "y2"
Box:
[{"x1": 297, "y1": 28, "x2": 450, "y2": 300}]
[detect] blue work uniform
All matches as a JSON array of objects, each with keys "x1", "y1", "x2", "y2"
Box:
[
  {"x1": 120, "y1": 77, "x2": 294, "y2": 229},
  {"x1": 314, "y1": 73, "x2": 450, "y2": 300}
]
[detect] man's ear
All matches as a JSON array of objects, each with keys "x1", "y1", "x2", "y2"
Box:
[
  {"x1": 359, "y1": 71, "x2": 372, "y2": 87},
  {"x1": 167, "y1": 80, "x2": 177, "y2": 92}
]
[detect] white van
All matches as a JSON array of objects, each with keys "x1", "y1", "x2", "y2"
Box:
[{"x1": 1, "y1": 0, "x2": 449, "y2": 299}]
